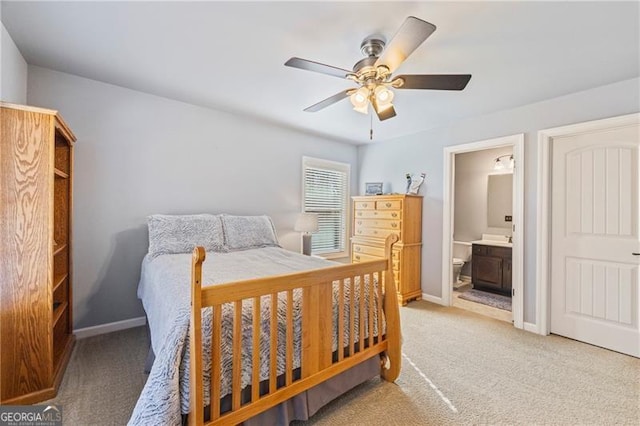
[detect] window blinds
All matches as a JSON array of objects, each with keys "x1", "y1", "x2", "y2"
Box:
[{"x1": 303, "y1": 164, "x2": 348, "y2": 255}]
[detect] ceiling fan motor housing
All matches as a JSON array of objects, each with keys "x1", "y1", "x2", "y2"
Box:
[
  {"x1": 353, "y1": 36, "x2": 392, "y2": 83},
  {"x1": 360, "y1": 36, "x2": 386, "y2": 57}
]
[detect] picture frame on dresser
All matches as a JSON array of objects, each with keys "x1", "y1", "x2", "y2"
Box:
[{"x1": 365, "y1": 182, "x2": 383, "y2": 195}]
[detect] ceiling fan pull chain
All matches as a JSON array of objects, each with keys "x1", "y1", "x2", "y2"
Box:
[{"x1": 370, "y1": 112, "x2": 373, "y2": 140}]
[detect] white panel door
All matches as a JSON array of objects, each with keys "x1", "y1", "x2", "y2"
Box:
[{"x1": 551, "y1": 123, "x2": 640, "y2": 357}]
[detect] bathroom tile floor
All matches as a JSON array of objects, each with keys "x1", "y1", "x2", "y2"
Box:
[{"x1": 452, "y1": 285, "x2": 512, "y2": 323}]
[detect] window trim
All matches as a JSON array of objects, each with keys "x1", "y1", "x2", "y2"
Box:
[{"x1": 301, "y1": 156, "x2": 351, "y2": 259}]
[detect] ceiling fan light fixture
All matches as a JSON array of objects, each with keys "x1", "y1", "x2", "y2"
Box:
[
  {"x1": 350, "y1": 86, "x2": 370, "y2": 114},
  {"x1": 353, "y1": 102, "x2": 369, "y2": 115},
  {"x1": 374, "y1": 85, "x2": 394, "y2": 104}
]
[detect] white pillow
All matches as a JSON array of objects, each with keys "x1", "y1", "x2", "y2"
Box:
[
  {"x1": 221, "y1": 215, "x2": 280, "y2": 251},
  {"x1": 147, "y1": 214, "x2": 225, "y2": 259}
]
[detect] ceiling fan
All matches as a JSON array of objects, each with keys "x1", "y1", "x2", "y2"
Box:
[{"x1": 285, "y1": 16, "x2": 471, "y2": 121}]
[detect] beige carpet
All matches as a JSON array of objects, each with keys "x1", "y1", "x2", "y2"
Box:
[
  {"x1": 44, "y1": 326, "x2": 148, "y2": 425},
  {"x1": 49, "y1": 302, "x2": 639, "y2": 425}
]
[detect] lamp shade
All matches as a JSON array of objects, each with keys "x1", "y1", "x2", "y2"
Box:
[{"x1": 294, "y1": 213, "x2": 319, "y2": 233}]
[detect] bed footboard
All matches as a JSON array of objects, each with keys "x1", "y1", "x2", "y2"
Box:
[{"x1": 189, "y1": 234, "x2": 401, "y2": 425}]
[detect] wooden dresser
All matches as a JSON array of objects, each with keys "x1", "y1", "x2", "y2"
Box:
[
  {"x1": 1, "y1": 102, "x2": 76, "y2": 404},
  {"x1": 351, "y1": 195, "x2": 423, "y2": 305}
]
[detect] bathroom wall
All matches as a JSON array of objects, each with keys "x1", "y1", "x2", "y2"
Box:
[
  {"x1": 454, "y1": 146, "x2": 513, "y2": 276},
  {"x1": 454, "y1": 146, "x2": 514, "y2": 241}
]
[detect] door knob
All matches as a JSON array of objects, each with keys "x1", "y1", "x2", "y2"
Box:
[{"x1": 633, "y1": 253, "x2": 640, "y2": 256}]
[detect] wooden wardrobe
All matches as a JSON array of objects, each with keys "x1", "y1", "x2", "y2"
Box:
[
  {"x1": 1, "y1": 102, "x2": 76, "y2": 404},
  {"x1": 351, "y1": 194, "x2": 423, "y2": 305}
]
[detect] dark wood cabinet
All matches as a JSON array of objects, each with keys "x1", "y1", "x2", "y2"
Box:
[{"x1": 472, "y1": 244, "x2": 512, "y2": 295}]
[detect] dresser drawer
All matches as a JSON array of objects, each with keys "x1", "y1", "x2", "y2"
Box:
[
  {"x1": 376, "y1": 200, "x2": 402, "y2": 210},
  {"x1": 354, "y1": 210, "x2": 402, "y2": 219},
  {"x1": 352, "y1": 243, "x2": 385, "y2": 257},
  {"x1": 354, "y1": 219, "x2": 401, "y2": 230},
  {"x1": 354, "y1": 227, "x2": 400, "y2": 239},
  {"x1": 351, "y1": 252, "x2": 382, "y2": 263},
  {"x1": 354, "y1": 200, "x2": 375, "y2": 210}
]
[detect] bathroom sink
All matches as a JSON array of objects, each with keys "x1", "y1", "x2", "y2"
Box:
[{"x1": 471, "y1": 233, "x2": 512, "y2": 248}]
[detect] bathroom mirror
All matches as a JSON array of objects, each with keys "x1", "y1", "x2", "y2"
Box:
[{"x1": 487, "y1": 174, "x2": 513, "y2": 228}]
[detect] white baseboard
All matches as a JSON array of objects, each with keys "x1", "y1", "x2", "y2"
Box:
[
  {"x1": 74, "y1": 316, "x2": 147, "y2": 339},
  {"x1": 421, "y1": 293, "x2": 445, "y2": 305},
  {"x1": 523, "y1": 321, "x2": 540, "y2": 334}
]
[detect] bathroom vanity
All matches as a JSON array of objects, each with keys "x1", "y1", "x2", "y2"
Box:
[{"x1": 471, "y1": 236, "x2": 512, "y2": 295}]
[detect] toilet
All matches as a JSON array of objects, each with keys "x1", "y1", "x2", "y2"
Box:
[{"x1": 452, "y1": 241, "x2": 472, "y2": 286}]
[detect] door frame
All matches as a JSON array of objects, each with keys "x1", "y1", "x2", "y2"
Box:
[
  {"x1": 442, "y1": 133, "x2": 525, "y2": 329},
  {"x1": 536, "y1": 113, "x2": 640, "y2": 335}
]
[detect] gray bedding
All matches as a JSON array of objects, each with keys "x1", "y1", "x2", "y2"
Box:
[{"x1": 129, "y1": 247, "x2": 383, "y2": 426}]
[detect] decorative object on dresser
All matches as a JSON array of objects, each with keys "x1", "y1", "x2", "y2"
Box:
[
  {"x1": 406, "y1": 172, "x2": 426, "y2": 194},
  {"x1": 471, "y1": 239, "x2": 512, "y2": 296},
  {"x1": 294, "y1": 212, "x2": 319, "y2": 255},
  {"x1": 1, "y1": 102, "x2": 76, "y2": 404},
  {"x1": 351, "y1": 194, "x2": 423, "y2": 305}
]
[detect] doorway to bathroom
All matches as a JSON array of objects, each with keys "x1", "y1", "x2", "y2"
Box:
[{"x1": 442, "y1": 134, "x2": 524, "y2": 329}]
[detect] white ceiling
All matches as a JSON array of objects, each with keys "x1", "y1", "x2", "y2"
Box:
[{"x1": 2, "y1": 1, "x2": 639, "y2": 145}]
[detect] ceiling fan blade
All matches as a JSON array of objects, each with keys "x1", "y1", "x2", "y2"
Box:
[
  {"x1": 375, "y1": 16, "x2": 436, "y2": 73},
  {"x1": 394, "y1": 74, "x2": 472, "y2": 90},
  {"x1": 285, "y1": 57, "x2": 352, "y2": 79},
  {"x1": 371, "y1": 98, "x2": 397, "y2": 121},
  {"x1": 303, "y1": 90, "x2": 351, "y2": 112}
]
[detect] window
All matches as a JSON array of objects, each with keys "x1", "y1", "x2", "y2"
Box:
[{"x1": 302, "y1": 157, "x2": 350, "y2": 258}]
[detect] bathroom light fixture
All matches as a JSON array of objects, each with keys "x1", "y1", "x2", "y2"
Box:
[{"x1": 493, "y1": 154, "x2": 514, "y2": 171}]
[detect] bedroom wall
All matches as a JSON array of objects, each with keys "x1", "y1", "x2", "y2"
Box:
[
  {"x1": 0, "y1": 22, "x2": 27, "y2": 103},
  {"x1": 358, "y1": 77, "x2": 640, "y2": 325},
  {"x1": 27, "y1": 66, "x2": 359, "y2": 329}
]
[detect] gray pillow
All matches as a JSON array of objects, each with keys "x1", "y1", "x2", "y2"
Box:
[
  {"x1": 147, "y1": 214, "x2": 225, "y2": 259},
  {"x1": 221, "y1": 215, "x2": 280, "y2": 251}
]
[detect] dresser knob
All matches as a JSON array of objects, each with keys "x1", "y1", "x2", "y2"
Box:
[
  {"x1": 373, "y1": 230, "x2": 378, "y2": 234},
  {"x1": 385, "y1": 202, "x2": 391, "y2": 207},
  {"x1": 357, "y1": 221, "x2": 362, "y2": 225},
  {"x1": 357, "y1": 212, "x2": 362, "y2": 216},
  {"x1": 355, "y1": 255, "x2": 360, "y2": 260},
  {"x1": 358, "y1": 230, "x2": 362, "y2": 234},
  {"x1": 355, "y1": 247, "x2": 361, "y2": 252},
  {"x1": 363, "y1": 203, "x2": 368, "y2": 208},
  {"x1": 391, "y1": 223, "x2": 398, "y2": 228},
  {"x1": 391, "y1": 213, "x2": 397, "y2": 218}
]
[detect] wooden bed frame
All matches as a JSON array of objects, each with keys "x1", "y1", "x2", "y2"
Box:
[{"x1": 188, "y1": 234, "x2": 401, "y2": 425}]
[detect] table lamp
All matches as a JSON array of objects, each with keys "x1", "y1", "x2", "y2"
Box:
[{"x1": 294, "y1": 213, "x2": 319, "y2": 255}]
